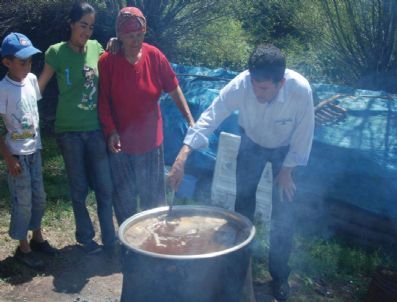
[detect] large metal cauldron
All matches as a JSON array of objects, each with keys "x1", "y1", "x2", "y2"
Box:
[{"x1": 118, "y1": 205, "x2": 256, "y2": 302}]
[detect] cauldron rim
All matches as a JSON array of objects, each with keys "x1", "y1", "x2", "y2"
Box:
[{"x1": 118, "y1": 205, "x2": 256, "y2": 260}]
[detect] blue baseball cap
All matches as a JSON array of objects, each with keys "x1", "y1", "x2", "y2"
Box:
[{"x1": 1, "y1": 32, "x2": 41, "y2": 59}]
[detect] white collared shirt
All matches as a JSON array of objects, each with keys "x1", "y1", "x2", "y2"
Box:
[{"x1": 184, "y1": 69, "x2": 314, "y2": 167}]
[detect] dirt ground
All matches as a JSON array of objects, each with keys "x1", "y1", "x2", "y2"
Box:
[
  {"x1": 0, "y1": 175, "x2": 281, "y2": 302},
  {"x1": 0, "y1": 243, "x2": 280, "y2": 302},
  {"x1": 0, "y1": 244, "x2": 122, "y2": 302},
  {"x1": 0, "y1": 178, "x2": 365, "y2": 302}
]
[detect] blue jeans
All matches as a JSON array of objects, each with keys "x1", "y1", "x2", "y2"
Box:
[
  {"x1": 56, "y1": 130, "x2": 116, "y2": 247},
  {"x1": 235, "y1": 131, "x2": 296, "y2": 282},
  {"x1": 8, "y1": 151, "x2": 46, "y2": 240}
]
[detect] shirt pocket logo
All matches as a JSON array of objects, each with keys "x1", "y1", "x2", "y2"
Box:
[
  {"x1": 275, "y1": 118, "x2": 293, "y2": 126},
  {"x1": 273, "y1": 118, "x2": 293, "y2": 136}
]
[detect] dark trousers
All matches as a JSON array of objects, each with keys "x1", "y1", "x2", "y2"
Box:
[
  {"x1": 235, "y1": 132, "x2": 295, "y2": 282},
  {"x1": 109, "y1": 145, "x2": 166, "y2": 225}
]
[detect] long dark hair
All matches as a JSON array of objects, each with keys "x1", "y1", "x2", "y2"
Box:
[{"x1": 65, "y1": 1, "x2": 95, "y2": 39}]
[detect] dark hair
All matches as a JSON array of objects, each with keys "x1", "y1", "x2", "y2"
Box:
[
  {"x1": 2, "y1": 54, "x2": 15, "y2": 60},
  {"x1": 68, "y1": 1, "x2": 95, "y2": 24},
  {"x1": 248, "y1": 44, "x2": 286, "y2": 83},
  {"x1": 65, "y1": 1, "x2": 95, "y2": 40}
]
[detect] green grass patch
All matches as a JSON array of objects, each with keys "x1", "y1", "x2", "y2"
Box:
[
  {"x1": 291, "y1": 237, "x2": 391, "y2": 280},
  {"x1": 250, "y1": 222, "x2": 397, "y2": 300}
]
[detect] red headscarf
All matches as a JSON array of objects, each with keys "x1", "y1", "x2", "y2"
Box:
[{"x1": 116, "y1": 7, "x2": 146, "y2": 36}]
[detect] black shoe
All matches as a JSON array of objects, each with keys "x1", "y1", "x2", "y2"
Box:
[
  {"x1": 82, "y1": 240, "x2": 102, "y2": 255},
  {"x1": 272, "y1": 280, "x2": 290, "y2": 301},
  {"x1": 30, "y1": 240, "x2": 58, "y2": 256},
  {"x1": 14, "y1": 248, "x2": 45, "y2": 270}
]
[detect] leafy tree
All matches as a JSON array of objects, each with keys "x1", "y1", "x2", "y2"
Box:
[
  {"x1": 232, "y1": 0, "x2": 328, "y2": 82},
  {"x1": 122, "y1": 1, "x2": 237, "y2": 58},
  {"x1": 104, "y1": 0, "x2": 250, "y2": 69},
  {"x1": 235, "y1": 0, "x2": 312, "y2": 47},
  {"x1": 175, "y1": 17, "x2": 251, "y2": 71}
]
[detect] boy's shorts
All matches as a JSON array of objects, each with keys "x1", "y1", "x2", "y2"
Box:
[{"x1": 8, "y1": 151, "x2": 46, "y2": 240}]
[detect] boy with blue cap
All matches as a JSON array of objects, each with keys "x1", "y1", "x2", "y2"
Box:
[{"x1": 0, "y1": 32, "x2": 57, "y2": 270}]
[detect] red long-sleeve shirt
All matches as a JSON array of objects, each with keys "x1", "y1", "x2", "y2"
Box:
[{"x1": 98, "y1": 43, "x2": 178, "y2": 154}]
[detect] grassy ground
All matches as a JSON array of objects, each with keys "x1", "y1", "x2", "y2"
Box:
[
  {"x1": 253, "y1": 225, "x2": 397, "y2": 301},
  {"x1": 1, "y1": 133, "x2": 397, "y2": 301}
]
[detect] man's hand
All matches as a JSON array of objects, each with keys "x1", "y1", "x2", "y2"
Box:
[
  {"x1": 108, "y1": 131, "x2": 122, "y2": 153},
  {"x1": 167, "y1": 145, "x2": 192, "y2": 191},
  {"x1": 106, "y1": 37, "x2": 121, "y2": 54},
  {"x1": 6, "y1": 156, "x2": 22, "y2": 176},
  {"x1": 274, "y1": 166, "x2": 296, "y2": 202},
  {"x1": 167, "y1": 159, "x2": 185, "y2": 191}
]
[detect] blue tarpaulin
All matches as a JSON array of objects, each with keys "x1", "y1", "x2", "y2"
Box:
[
  {"x1": 160, "y1": 64, "x2": 397, "y2": 222},
  {"x1": 161, "y1": 64, "x2": 239, "y2": 175}
]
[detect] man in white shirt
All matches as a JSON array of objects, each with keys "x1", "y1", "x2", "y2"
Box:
[{"x1": 168, "y1": 44, "x2": 314, "y2": 301}]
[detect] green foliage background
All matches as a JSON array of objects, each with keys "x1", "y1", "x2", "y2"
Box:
[{"x1": 0, "y1": 0, "x2": 396, "y2": 92}]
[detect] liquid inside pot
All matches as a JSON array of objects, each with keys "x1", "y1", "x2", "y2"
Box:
[{"x1": 124, "y1": 214, "x2": 250, "y2": 255}]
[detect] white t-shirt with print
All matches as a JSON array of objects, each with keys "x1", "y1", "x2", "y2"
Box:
[{"x1": 0, "y1": 73, "x2": 42, "y2": 155}]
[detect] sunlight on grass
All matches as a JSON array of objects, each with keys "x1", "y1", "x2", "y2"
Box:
[
  {"x1": 250, "y1": 223, "x2": 397, "y2": 301},
  {"x1": 291, "y1": 237, "x2": 384, "y2": 280}
]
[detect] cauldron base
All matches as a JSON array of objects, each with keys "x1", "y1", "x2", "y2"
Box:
[{"x1": 120, "y1": 250, "x2": 255, "y2": 302}]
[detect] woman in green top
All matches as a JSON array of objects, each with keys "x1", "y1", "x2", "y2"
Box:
[{"x1": 38, "y1": 1, "x2": 116, "y2": 255}]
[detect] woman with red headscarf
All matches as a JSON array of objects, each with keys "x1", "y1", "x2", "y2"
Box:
[{"x1": 98, "y1": 7, "x2": 194, "y2": 225}]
